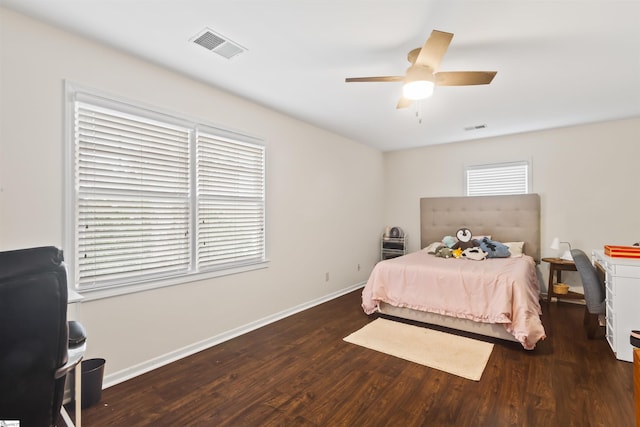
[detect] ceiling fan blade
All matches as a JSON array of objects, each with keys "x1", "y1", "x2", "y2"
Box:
[
  {"x1": 414, "y1": 30, "x2": 454, "y2": 72},
  {"x1": 396, "y1": 97, "x2": 413, "y2": 109},
  {"x1": 435, "y1": 71, "x2": 497, "y2": 86},
  {"x1": 345, "y1": 76, "x2": 404, "y2": 83}
]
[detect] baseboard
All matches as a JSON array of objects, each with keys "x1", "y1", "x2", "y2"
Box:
[{"x1": 102, "y1": 282, "x2": 366, "y2": 389}]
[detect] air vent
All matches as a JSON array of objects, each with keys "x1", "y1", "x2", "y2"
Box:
[
  {"x1": 464, "y1": 124, "x2": 487, "y2": 131},
  {"x1": 191, "y1": 28, "x2": 246, "y2": 59}
]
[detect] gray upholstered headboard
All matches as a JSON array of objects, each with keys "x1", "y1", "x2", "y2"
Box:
[{"x1": 420, "y1": 194, "x2": 541, "y2": 262}]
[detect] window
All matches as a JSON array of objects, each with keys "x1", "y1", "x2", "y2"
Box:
[
  {"x1": 465, "y1": 161, "x2": 530, "y2": 196},
  {"x1": 65, "y1": 83, "x2": 265, "y2": 294}
]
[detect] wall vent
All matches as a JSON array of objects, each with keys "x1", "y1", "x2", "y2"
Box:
[
  {"x1": 464, "y1": 124, "x2": 487, "y2": 131},
  {"x1": 191, "y1": 28, "x2": 246, "y2": 59}
]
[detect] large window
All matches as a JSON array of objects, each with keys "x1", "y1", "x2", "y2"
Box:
[
  {"x1": 465, "y1": 161, "x2": 530, "y2": 196},
  {"x1": 65, "y1": 83, "x2": 266, "y2": 295}
]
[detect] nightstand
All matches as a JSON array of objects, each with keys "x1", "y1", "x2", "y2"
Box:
[
  {"x1": 542, "y1": 257, "x2": 583, "y2": 305},
  {"x1": 381, "y1": 235, "x2": 407, "y2": 260}
]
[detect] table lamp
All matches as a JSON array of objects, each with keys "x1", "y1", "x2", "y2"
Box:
[{"x1": 550, "y1": 237, "x2": 573, "y2": 261}]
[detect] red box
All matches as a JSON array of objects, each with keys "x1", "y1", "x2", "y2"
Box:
[{"x1": 604, "y1": 245, "x2": 640, "y2": 259}]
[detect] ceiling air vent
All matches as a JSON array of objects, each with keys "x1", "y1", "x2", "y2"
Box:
[{"x1": 191, "y1": 28, "x2": 246, "y2": 59}]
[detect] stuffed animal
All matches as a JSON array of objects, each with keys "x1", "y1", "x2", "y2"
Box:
[
  {"x1": 478, "y1": 237, "x2": 511, "y2": 258},
  {"x1": 442, "y1": 235, "x2": 457, "y2": 248},
  {"x1": 452, "y1": 247, "x2": 463, "y2": 258},
  {"x1": 452, "y1": 228, "x2": 479, "y2": 251},
  {"x1": 461, "y1": 247, "x2": 488, "y2": 261},
  {"x1": 435, "y1": 247, "x2": 454, "y2": 258}
]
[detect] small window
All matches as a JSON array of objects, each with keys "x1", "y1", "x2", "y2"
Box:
[{"x1": 465, "y1": 161, "x2": 530, "y2": 197}]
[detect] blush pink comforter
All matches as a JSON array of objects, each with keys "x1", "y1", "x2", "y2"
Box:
[{"x1": 362, "y1": 251, "x2": 546, "y2": 349}]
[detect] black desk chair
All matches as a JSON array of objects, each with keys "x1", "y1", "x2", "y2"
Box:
[
  {"x1": 571, "y1": 248, "x2": 606, "y2": 339},
  {"x1": 0, "y1": 246, "x2": 86, "y2": 427}
]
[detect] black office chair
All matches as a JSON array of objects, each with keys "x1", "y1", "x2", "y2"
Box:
[
  {"x1": 0, "y1": 246, "x2": 86, "y2": 427},
  {"x1": 571, "y1": 249, "x2": 606, "y2": 339}
]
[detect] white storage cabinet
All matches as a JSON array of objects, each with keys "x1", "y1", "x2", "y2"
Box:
[{"x1": 593, "y1": 250, "x2": 640, "y2": 363}]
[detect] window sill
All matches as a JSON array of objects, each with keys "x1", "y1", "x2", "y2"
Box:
[
  {"x1": 68, "y1": 287, "x2": 84, "y2": 303},
  {"x1": 73, "y1": 261, "x2": 269, "y2": 302}
]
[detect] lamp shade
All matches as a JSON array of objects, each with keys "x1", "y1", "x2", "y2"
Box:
[
  {"x1": 402, "y1": 80, "x2": 434, "y2": 100},
  {"x1": 402, "y1": 65, "x2": 435, "y2": 100},
  {"x1": 550, "y1": 237, "x2": 573, "y2": 260}
]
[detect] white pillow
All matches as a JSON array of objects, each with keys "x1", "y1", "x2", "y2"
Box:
[
  {"x1": 504, "y1": 241, "x2": 525, "y2": 257},
  {"x1": 423, "y1": 241, "x2": 442, "y2": 254}
]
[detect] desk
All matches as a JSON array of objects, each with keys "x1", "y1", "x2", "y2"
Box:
[{"x1": 542, "y1": 257, "x2": 583, "y2": 305}]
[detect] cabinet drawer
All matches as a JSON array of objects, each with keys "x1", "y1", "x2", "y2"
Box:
[
  {"x1": 382, "y1": 241, "x2": 404, "y2": 250},
  {"x1": 609, "y1": 263, "x2": 640, "y2": 278},
  {"x1": 382, "y1": 249, "x2": 405, "y2": 255}
]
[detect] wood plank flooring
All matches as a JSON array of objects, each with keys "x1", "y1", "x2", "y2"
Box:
[{"x1": 70, "y1": 290, "x2": 635, "y2": 426}]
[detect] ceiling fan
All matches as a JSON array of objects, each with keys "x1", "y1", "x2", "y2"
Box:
[{"x1": 345, "y1": 30, "x2": 497, "y2": 109}]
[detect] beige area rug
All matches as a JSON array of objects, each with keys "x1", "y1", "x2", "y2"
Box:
[{"x1": 343, "y1": 318, "x2": 493, "y2": 381}]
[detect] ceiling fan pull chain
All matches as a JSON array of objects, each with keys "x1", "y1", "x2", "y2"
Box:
[{"x1": 416, "y1": 101, "x2": 423, "y2": 124}]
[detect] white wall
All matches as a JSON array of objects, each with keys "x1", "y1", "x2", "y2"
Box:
[
  {"x1": 383, "y1": 117, "x2": 640, "y2": 291},
  {"x1": 0, "y1": 7, "x2": 384, "y2": 383}
]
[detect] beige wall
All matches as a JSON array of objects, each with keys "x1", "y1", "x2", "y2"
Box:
[
  {"x1": 383, "y1": 117, "x2": 640, "y2": 290},
  {"x1": 0, "y1": 8, "x2": 384, "y2": 382}
]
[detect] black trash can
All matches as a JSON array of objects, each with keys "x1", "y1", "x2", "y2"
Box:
[{"x1": 80, "y1": 358, "x2": 106, "y2": 408}]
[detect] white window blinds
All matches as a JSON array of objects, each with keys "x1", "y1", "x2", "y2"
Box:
[
  {"x1": 465, "y1": 161, "x2": 530, "y2": 197},
  {"x1": 196, "y1": 133, "x2": 265, "y2": 269},
  {"x1": 75, "y1": 103, "x2": 191, "y2": 287},
  {"x1": 68, "y1": 85, "x2": 266, "y2": 293}
]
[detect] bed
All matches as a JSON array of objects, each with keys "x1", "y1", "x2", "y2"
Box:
[{"x1": 361, "y1": 194, "x2": 546, "y2": 349}]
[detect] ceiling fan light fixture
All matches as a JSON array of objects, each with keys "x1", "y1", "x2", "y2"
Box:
[
  {"x1": 403, "y1": 64, "x2": 435, "y2": 100},
  {"x1": 403, "y1": 80, "x2": 434, "y2": 100}
]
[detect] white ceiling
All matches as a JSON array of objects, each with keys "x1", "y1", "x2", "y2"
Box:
[{"x1": 2, "y1": 0, "x2": 640, "y2": 151}]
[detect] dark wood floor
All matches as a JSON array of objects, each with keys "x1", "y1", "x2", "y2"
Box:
[{"x1": 69, "y1": 290, "x2": 635, "y2": 426}]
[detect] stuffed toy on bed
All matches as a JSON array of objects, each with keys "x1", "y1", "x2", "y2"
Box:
[
  {"x1": 435, "y1": 246, "x2": 454, "y2": 258},
  {"x1": 461, "y1": 247, "x2": 488, "y2": 261},
  {"x1": 478, "y1": 237, "x2": 511, "y2": 258},
  {"x1": 451, "y1": 228, "x2": 479, "y2": 251},
  {"x1": 442, "y1": 235, "x2": 457, "y2": 248}
]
